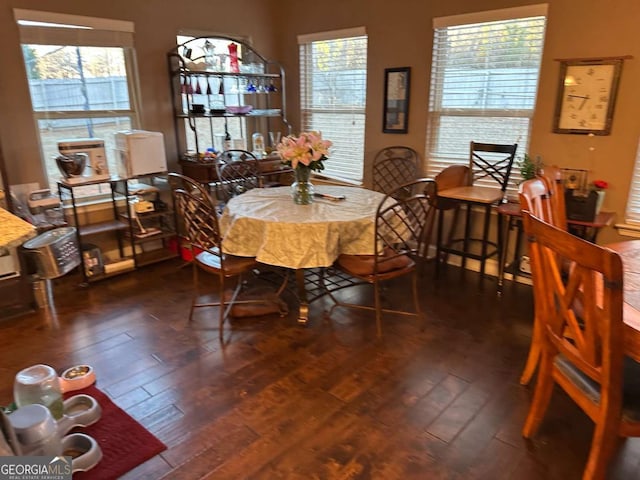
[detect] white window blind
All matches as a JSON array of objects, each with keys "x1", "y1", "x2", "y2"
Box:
[
  {"x1": 625, "y1": 139, "x2": 640, "y2": 223},
  {"x1": 298, "y1": 28, "x2": 367, "y2": 183},
  {"x1": 426, "y1": 6, "x2": 547, "y2": 193}
]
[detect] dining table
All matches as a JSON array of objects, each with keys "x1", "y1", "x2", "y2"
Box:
[
  {"x1": 605, "y1": 240, "x2": 640, "y2": 363},
  {"x1": 219, "y1": 185, "x2": 388, "y2": 323}
]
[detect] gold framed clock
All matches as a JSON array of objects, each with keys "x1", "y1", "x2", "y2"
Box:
[{"x1": 553, "y1": 58, "x2": 623, "y2": 135}]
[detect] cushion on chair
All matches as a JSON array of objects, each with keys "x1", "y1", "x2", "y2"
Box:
[
  {"x1": 554, "y1": 354, "x2": 640, "y2": 421},
  {"x1": 337, "y1": 247, "x2": 414, "y2": 276},
  {"x1": 195, "y1": 250, "x2": 257, "y2": 276}
]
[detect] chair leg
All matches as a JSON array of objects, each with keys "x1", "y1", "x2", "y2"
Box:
[
  {"x1": 374, "y1": 279, "x2": 382, "y2": 337},
  {"x1": 462, "y1": 203, "x2": 472, "y2": 271},
  {"x1": 480, "y1": 204, "x2": 491, "y2": 277},
  {"x1": 583, "y1": 420, "x2": 620, "y2": 480},
  {"x1": 411, "y1": 271, "x2": 424, "y2": 331},
  {"x1": 522, "y1": 349, "x2": 555, "y2": 438},
  {"x1": 218, "y1": 273, "x2": 226, "y2": 342},
  {"x1": 189, "y1": 262, "x2": 199, "y2": 322},
  {"x1": 520, "y1": 314, "x2": 542, "y2": 385},
  {"x1": 218, "y1": 274, "x2": 246, "y2": 341}
]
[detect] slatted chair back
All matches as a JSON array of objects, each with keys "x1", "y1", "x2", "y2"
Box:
[
  {"x1": 169, "y1": 172, "x2": 222, "y2": 252},
  {"x1": 372, "y1": 156, "x2": 419, "y2": 198},
  {"x1": 375, "y1": 178, "x2": 438, "y2": 264},
  {"x1": 540, "y1": 164, "x2": 568, "y2": 230},
  {"x1": 216, "y1": 157, "x2": 262, "y2": 202},
  {"x1": 521, "y1": 211, "x2": 638, "y2": 480},
  {"x1": 217, "y1": 149, "x2": 258, "y2": 164},
  {"x1": 373, "y1": 145, "x2": 419, "y2": 164},
  {"x1": 517, "y1": 175, "x2": 567, "y2": 386},
  {"x1": 519, "y1": 177, "x2": 559, "y2": 227},
  {"x1": 469, "y1": 141, "x2": 518, "y2": 193},
  {"x1": 331, "y1": 178, "x2": 438, "y2": 336}
]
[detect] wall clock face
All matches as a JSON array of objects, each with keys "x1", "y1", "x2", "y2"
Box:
[{"x1": 553, "y1": 59, "x2": 623, "y2": 135}]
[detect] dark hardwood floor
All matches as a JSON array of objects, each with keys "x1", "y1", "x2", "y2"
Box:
[{"x1": 2, "y1": 259, "x2": 640, "y2": 479}]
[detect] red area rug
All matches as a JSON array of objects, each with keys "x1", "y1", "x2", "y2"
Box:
[{"x1": 64, "y1": 385, "x2": 166, "y2": 480}]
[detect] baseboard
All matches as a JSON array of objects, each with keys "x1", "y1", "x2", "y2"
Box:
[{"x1": 431, "y1": 245, "x2": 532, "y2": 286}]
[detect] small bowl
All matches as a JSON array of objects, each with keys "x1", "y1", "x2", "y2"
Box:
[
  {"x1": 57, "y1": 394, "x2": 102, "y2": 437},
  {"x1": 62, "y1": 433, "x2": 102, "y2": 474},
  {"x1": 226, "y1": 105, "x2": 253, "y2": 115},
  {"x1": 190, "y1": 104, "x2": 206, "y2": 114}
]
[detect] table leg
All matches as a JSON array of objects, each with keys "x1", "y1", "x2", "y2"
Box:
[{"x1": 295, "y1": 269, "x2": 309, "y2": 324}]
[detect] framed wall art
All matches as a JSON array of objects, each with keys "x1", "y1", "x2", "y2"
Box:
[{"x1": 383, "y1": 67, "x2": 410, "y2": 134}]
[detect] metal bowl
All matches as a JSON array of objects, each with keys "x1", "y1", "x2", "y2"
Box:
[{"x1": 55, "y1": 153, "x2": 87, "y2": 178}]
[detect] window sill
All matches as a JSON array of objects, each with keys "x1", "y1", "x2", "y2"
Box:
[{"x1": 614, "y1": 223, "x2": 640, "y2": 238}]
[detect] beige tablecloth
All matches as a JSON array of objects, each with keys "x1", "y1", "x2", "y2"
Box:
[{"x1": 220, "y1": 186, "x2": 386, "y2": 269}]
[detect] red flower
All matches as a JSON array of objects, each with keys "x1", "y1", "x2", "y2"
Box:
[{"x1": 592, "y1": 180, "x2": 608, "y2": 190}]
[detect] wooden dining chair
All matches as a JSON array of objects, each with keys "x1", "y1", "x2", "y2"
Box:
[
  {"x1": 326, "y1": 178, "x2": 438, "y2": 336},
  {"x1": 518, "y1": 176, "x2": 567, "y2": 385},
  {"x1": 540, "y1": 164, "x2": 568, "y2": 230},
  {"x1": 372, "y1": 146, "x2": 419, "y2": 198},
  {"x1": 169, "y1": 172, "x2": 268, "y2": 341},
  {"x1": 521, "y1": 211, "x2": 640, "y2": 480}
]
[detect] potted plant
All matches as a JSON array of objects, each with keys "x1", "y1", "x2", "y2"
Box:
[{"x1": 517, "y1": 154, "x2": 544, "y2": 182}]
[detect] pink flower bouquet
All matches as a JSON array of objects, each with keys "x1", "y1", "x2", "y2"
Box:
[{"x1": 276, "y1": 131, "x2": 332, "y2": 171}]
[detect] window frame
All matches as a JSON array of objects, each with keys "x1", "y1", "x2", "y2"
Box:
[
  {"x1": 425, "y1": 5, "x2": 548, "y2": 194},
  {"x1": 298, "y1": 27, "x2": 368, "y2": 184},
  {"x1": 15, "y1": 9, "x2": 141, "y2": 199}
]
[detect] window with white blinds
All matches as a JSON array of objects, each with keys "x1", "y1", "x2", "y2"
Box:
[
  {"x1": 298, "y1": 28, "x2": 367, "y2": 183},
  {"x1": 426, "y1": 5, "x2": 547, "y2": 193},
  {"x1": 14, "y1": 9, "x2": 140, "y2": 198},
  {"x1": 624, "y1": 139, "x2": 640, "y2": 224}
]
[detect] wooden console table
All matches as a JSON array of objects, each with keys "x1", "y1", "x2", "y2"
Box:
[{"x1": 179, "y1": 155, "x2": 293, "y2": 187}]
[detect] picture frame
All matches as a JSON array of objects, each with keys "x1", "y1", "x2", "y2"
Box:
[
  {"x1": 383, "y1": 67, "x2": 410, "y2": 134},
  {"x1": 552, "y1": 58, "x2": 623, "y2": 135}
]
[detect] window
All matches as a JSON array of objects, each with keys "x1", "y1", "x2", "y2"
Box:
[
  {"x1": 624, "y1": 139, "x2": 640, "y2": 225},
  {"x1": 15, "y1": 9, "x2": 140, "y2": 197},
  {"x1": 426, "y1": 5, "x2": 547, "y2": 192},
  {"x1": 298, "y1": 28, "x2": 367, "y2": 184}
]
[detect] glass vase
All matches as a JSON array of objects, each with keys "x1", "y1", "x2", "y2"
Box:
[{"x1": 291, "y1": 165, "x2": 314, "y2": 205}]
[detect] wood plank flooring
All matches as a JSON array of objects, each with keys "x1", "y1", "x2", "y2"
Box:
[{"x1": 2, "y1": 259, "x2": 640, "y2": 479}]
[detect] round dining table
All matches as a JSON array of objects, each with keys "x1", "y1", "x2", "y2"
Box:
[{"x1": 219, "y1": 185, "x2": 387, "y2": 322}]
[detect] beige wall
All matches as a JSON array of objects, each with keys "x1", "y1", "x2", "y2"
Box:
[
  {"x1": 1, "y1": 0, "x2": 639, "y2": 244},
  {"x1": 274, "y1": 0, "x2": 640, "y2": 244}
]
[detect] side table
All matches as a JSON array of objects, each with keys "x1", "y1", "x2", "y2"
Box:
[{"x1": 496, "y1": 202, "x2": 615, "y2": 291}]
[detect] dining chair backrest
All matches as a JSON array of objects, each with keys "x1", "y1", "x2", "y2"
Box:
[
  {"x1": 372, "y1": 156, "x2": 419, "y2": 198},
  {"x1": 375, "y1": 178, "x2": 438, "y2": 265},
  {"x1": 169, "y1": 172, "x2": 222, "y2": 252},
  {"x1": 434, "y1": 164, "x2": 470, "y2": 211},
  {"x1": 521, "y1": 211, "x2": 632, "y2": 480},
  {"x1": 216, "y1": 156, "x2": 262, "y2": 202},
  {"x1": 373, "y1": 145, "x2": 419, "y2": 164},
  {"x1": 469, "y1": 141, "x2": 518, "y2": 193},
  {"x1": 524, "y1": 210, "x2": 624, "y2": 376},
  {"x1": 519, "y1": 177, "x2": 562, "y2": 228},
  {"x1": 217, "y1": 149, "x2": 258, "y2": 164},
  {"x1": 540, "y1": 164, "x2": 568, "y2": 230}
]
